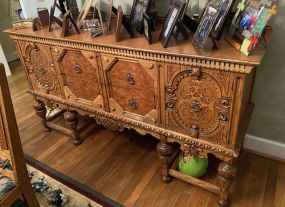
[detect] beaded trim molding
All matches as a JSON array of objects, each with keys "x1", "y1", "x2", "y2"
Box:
[{"x1": 9, "y1": 33, "x2": 255, "y2": 74}]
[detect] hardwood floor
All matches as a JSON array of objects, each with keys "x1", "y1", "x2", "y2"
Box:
[{"x1": 7, "y1": 61, "x2": 285, "y2": 207}]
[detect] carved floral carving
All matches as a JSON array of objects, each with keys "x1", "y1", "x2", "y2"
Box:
[
  {"x1": 166, "y1": 69, "x2": 224, "y2": 136},
  {"x1": 22, "y1": 43, "x2": 58, "y2": 94}
]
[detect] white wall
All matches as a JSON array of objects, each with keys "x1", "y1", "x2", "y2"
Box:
[{"x1": 19, "y1": 0, "x2": 61, "y2": 19}]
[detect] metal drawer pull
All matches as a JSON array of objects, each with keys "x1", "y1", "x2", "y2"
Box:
[
  {"x1": 191, "y1": 100, "x2": 201, "y2": 112},
  {"x1": 128, "y1": 98, "x2": 137, "y2": 109},
  {"x1": 126, "y1": 73, "x2": 135, "y2": 85},
  {"x1": 74, "y1": 64, "x2": 82, "y2": 73}
]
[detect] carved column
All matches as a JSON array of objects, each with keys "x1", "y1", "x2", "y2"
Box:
[
  {"x1": 157, "y1": 141, "x2": 174, "y2": 182},
  {"x1": 218, "y1": 162, "x2": 237, "y2": 207},
  {"x1": 33, "y1": 100, "x2": 51, "y2": 132},
  {"x1": 64, "y1": 110, "x2": 81, "y2": 145}
]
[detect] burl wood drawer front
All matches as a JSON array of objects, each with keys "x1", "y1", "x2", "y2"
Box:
[
  {"x1": 17, "y1": 41, "x2": 62, "y2": 96},
  {"x1": 163, "y1": 64, "x2": 238, "y2": 147},
  {"x1": 51, "y1": 48, "x2": 104, "y2": 109},
  {"x1": 101, "y1": 55, "x2": 159, "y2": 125}
]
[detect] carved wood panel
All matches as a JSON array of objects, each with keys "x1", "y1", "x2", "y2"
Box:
[
  {"x1": 51, "y1": 48, "x2": 104, "y2": 110},
  {"x1": 101, "y1": 54, "x2": 159, "y2": 125},
  {"x1": 163, "y1": 64, "x2": 238, "y2": 147},
  {"x1": 17, "y1": 41, "x2": 62, "y2": 96}
]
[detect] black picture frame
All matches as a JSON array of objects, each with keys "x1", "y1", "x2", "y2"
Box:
[
  {"x1": 211, "y1": 0, "x2": 235, "y2": 40},
  {"x1": 130, "y1": 0, "x2": 152, "y2": 34},
  {"x1": 159, "y1": 0, "x2": 186, "y2": 48},
  {"x1": 143, "y1": 12, "x2": 152, "y2": 44}
]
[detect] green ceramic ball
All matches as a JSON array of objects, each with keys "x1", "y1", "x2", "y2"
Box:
[{"x1": 178, "y1": 152, "x2": 208, "y2": 178}]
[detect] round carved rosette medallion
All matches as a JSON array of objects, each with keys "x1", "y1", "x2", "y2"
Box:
[{"x1": 171, "y1": 71, "x2": 222, "y2": 135}]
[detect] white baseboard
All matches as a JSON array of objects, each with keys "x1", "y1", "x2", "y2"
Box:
[
  {"x1": 6, "y1": 51, "x2": 19, "y2": 62},
  {"x1": 244, "y1": 134, "x2": 285, "y2": 160}
]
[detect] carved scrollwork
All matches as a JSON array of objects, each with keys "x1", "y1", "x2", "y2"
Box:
[
  {"x1": 93, "y1": 115, "x2": 125, "y2": 132},
  {"x1": 168, "y1": 69, "x2": 222, "y2": 136},
  {"x1": 165, "y1": 86, "x2": 177, "y2": 111},
  {"x1": 216, "y1": 98, "x2": 231, "y2": 123},
  {"x1": 22, "y1": 43, "x2": 58, "y2": 94}
]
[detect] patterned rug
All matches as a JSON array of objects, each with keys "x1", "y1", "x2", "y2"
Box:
[{"x1": 25, "y1": 155, "x2": 123, "y2": 207}]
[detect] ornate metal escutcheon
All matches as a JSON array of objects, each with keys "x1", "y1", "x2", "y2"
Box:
[
  {"x1": 128, "y1": 98, "x2": 137, "y2": 109},
  {"x1": 126, "y1": 73, "x2": 135, "y2": 85}
]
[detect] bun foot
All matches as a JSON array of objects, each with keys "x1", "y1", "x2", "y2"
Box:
[
  {"x1": 161, "y1": 175, "x2": 172, "y2": 183},
  {"x1": 43, "y1": 127, "x2": 51, "y2": 132},
  {"x1": 219, "y1": 199, "x2": 229, "y2": 207},
  {"x1": 73, "y1": 138, "x2": 82, "y2": 146}
]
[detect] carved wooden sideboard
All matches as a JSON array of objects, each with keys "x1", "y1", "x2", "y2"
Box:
[{"x1": 6, "y1": 26, "x2": 266, "y2": 206}]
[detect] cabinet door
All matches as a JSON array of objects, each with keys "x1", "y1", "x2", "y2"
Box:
[
  {"x1": 101, "y1": 54, "x2": 159, "y2": 125},
  {"x1": 163, "y1": 64, "x2": 237, "y2": 147},
  {"x1": 17, "y1": 41, "x2": 62, "y2": 96},
  {"x1": 51, "y1": 48, "x2": 104, "y2": 110}
]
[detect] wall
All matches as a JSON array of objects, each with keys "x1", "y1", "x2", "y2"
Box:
[
  {"x1": 0, "y1": 0, "x2": 17, "y2": 61},
  {"x1": 247, "y1": 0, "x2": 285, "y2": 144}
]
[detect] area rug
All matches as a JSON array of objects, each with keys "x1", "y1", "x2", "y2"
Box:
[{"x1": 25, "y1": 155, "x2": 123, "y2": 207}]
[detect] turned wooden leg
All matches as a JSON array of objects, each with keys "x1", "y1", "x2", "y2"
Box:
[
  {"x1": 33, "y1": 100, "x2": 51, "y2": 132},
  {"x1": 64, "y1": 110, "x2": 81, "y2": 145},
  {"x1": 218, "y1": 162, "x2": 237, "y2": 207},
  {"x1": 157, "y1": 141, "x2": 174, "y2": 183}
]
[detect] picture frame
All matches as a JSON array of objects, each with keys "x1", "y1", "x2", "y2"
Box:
[
  {"x1": 62, "y1": 11, "x2": 80, "y2": 37},
  {"x1": 48, "y1": 0, "x2": 63, "y2": 32},
  {"x1": 159, "y1": 0, "x2": 186, "y2": 48},
  {"x1": 143, "y1": 12, "x2": 152, "y2": 44},
  {"x1": 77, "y1": 0, "x2": 95, "y2": 28},
  {"x1": 130, "y1": 0, "x2": 152, "y2": 34},
  {"x1": 173, "y1": 0, "x2": 190, "y2": 38},
  {"x1": 112, "y1": 6, "x2": 136, "y2": 37},
  {"x1": 115, "y1": 6, "x2": 123, "y2": 42},
  {"x1": 93, "y1": 0, "x2": 105, "y2": 34},
  {"x1": 211, "y1": 0, "x2": 235, "y2": 40},
  {"x1": 82, "y1": 19, "x2": 100, "y2": 31},
  {"x1": 105, "y1": 0, "x2": 113, "y2": 31},
  {"x1": 192, "y1": 0, "x2": 222, "y2": 50}
]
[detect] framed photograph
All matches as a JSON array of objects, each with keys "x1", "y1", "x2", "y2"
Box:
[
  {"x1": 115, "y1": 6, "x2": 123, "y2": 42},
  {"x1": 173, "y1": 0, "x2": 189, "y2": 38},
  {"x1": 211, "y1": 0, "x2": 235, "y2": 40},
  {"x1": 130, "y1": 0, "x2": 152, "y2": 34},
  {"x1": 143, "y1": 13, "x2": 152, "y2": 44},
  {"x1": 192, "y1": 0, "x2": 222, "y2": 50},
  {"x1": 82, "y1": 19, "x2": 100, "y2": 31},
  {"x1": 159, "y1": 0, "x2": 186, "y2": 48},
  {"x1": 77, "y1": 0, "x2": 95, "y2": 28}
]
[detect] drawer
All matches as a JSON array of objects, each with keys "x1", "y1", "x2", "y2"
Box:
[
  {"x1": 163, "y1": 64, "x2": 237, "y2": 147},
  {"x1": 101, "y1": 55, "x2": 159, "y2": 125},
  {"x1": 51, "y1": 48, "x2": 104, "y2": 110},
  {"x1": 17, "y1": 41, "x2": 62, "y2": 96}
]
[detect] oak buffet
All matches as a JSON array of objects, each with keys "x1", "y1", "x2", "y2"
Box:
[{"x1": 6, "y1": 25, "x2": 266, "y2": 206}]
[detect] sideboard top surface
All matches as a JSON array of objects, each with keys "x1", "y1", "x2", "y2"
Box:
[{"x1": 5, "y1": 25, "x2": 266, "y2": 66}]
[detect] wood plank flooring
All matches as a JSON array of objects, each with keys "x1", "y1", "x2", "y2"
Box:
[{"x1": 7, "y1": 61, "x2": 285, "y2": 207}]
